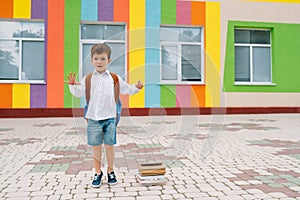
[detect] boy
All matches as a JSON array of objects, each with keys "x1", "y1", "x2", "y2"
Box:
[{"x1": 66, "y1": 43, "x2": 143, "y2": 188}]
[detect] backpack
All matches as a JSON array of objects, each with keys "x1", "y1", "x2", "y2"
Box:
[{"x1": 84, "y1": 72, "x2": 122, "y2": 125}]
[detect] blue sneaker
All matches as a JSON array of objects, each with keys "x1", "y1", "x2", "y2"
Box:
[
  {"x1": 107, "y1": 171, "x2": 117, "y2": 185},
  {"x1": 91, "y1": 172, "x2": 103, "y2": 188}
]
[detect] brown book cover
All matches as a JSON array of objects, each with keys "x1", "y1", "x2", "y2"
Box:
[{"x1": 139, "y1": 162, "x2": 166, "y2": 176}]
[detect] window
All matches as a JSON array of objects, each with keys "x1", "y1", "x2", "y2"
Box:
[
  {"x1": 0, "y1": 20, "x2": 45, "y2": 83},
  {"x1": 234, "y1": 29, "x2": 272, "y2": 83},
  {"x1": 160, "y1": 26, "x2": 203, "y2": 84},
  {"x1": 80, "y1": 23, "x2": 126, "y2": 79}
]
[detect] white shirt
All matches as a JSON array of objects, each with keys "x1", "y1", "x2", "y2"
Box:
[{"x1": 69, "y1": 69, "x2": 140, "y2": 121}]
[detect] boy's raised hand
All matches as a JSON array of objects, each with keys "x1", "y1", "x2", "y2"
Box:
[
  {"x1": 65, "y1": 72, "x2": 81, "y2": 85},
  {"x1": 135, "y1": 81, "x2": 144, "y2": 89}
]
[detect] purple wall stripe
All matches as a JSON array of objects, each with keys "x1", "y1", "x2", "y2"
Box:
[
  {"x1": 31, "y1": 0, "x2": 47, "y2": 19},
  {"x1": 98, "y1": 0, "x2": 113, "y2": 21},
  {"x1": 31, "y1": 0, "x2": 48, "y2": 108},
  {"x1": 30, "y1": 85, "x2": 47, "y2": 108}
]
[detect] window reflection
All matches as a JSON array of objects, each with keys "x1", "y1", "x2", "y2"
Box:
[
  {"x1": 0, "y1": 41, "x2": 19, "y2": 80},
  {"x1": 0, "y1": 21, "x2": 44, "y2": 39}
]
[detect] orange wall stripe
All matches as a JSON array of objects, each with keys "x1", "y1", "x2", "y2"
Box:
[
  {"x1": 114, "y1": 0, "x2": 129, "y2": 22},
  {"x1": 191, "y1": 2, "x2": 205, "y2": 107},
  {"x1": 191, "y1": 1, "x2": 205, "y2": 26},
  {"x1": 0, "y1": 0, "x2": 13, "y2": 18},
  {"x1": 190, "y1": 85, "x2": 205, "y2": 107},
  {"x1": 114, "y1": 0, "x2": 130, "y2": 107},
  {"x1": 47, "y1": 0, "x2": 64, "y2": 108},
  {"x1": 0, "y1": 84, "x2": 12, "y2": 108}
]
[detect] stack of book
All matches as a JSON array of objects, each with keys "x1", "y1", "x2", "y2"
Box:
[{"x1": 137, "y1": 162, "x2": 167, "y2": 186}]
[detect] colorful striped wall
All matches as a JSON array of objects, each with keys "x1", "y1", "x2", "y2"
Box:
[
  {"x1": 0, "y1": 0, "x2": 220, "y2": 109},
  {"x1": 0, "y1": 0, "x2": 48, "y2": 109}
]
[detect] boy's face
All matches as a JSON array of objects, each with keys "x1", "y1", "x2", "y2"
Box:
[{"x1": 91, "y1": 53, "x2": 111, "y2": 74}]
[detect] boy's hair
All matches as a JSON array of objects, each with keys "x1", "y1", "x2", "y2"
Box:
[{"x1": 91, "y1": 43, "x2": 111, "y2": 59}]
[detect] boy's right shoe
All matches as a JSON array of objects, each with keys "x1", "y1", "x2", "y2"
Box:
[{"x1": 91, "y1": 172, "x2": 103, "y2": 188}]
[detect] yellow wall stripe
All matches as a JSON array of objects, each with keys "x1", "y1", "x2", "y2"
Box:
[
  {"x1": 13, "y1": 0, "x2": 31, "y2": 18},
  {"x1": 13, "y1": 84, "x2": 30, "y2": 108},
  {"x1": 129, "y1": 0, "x2": 145, "y2": 108},
  {"x1": 205, "y1": 2, "x2": 221, "y2": 107}
]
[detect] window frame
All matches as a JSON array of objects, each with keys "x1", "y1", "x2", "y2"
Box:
[
  {"x1": 160, "y1": 25, "x2": 204, "y2": 85},
  {"x1": 79, "y1": 21, "x2": 127, "y2": 81},
  {"x1": 234, "y1": 28, "x2": 273, "y2": 85},
  {"x1": 0, "y1": 19, "x2": 45, "y2": 84}
]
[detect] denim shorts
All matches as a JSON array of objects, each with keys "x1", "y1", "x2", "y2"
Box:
[{"x1": 87, "y1": 118, "x2": 116, "y2": 146}]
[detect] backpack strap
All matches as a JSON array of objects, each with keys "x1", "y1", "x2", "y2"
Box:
[
  {"x1": 85, "y1": 72, "x2": 93, "y2": 104},
  {"x1": 109, "y1": 72, "x2": 120, "y2": 103},
  {"x1": 85, "y1": 72, "x2": 119, "y2": 104}
]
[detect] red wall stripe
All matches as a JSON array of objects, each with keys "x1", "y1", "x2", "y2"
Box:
[
  {"x1": 47, "y1": 0, "x2": 64, "y2": 108},
  {"x1": 0, "y1": 0, "x2": 13, "y2": 18}
]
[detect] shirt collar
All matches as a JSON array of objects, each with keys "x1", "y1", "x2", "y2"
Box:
[{"x1": 93, "y1": 69, "x2": 110, "y2": 76}]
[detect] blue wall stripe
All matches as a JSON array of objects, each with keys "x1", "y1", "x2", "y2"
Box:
[
  {"x1": 145, "y1": 0, "x2": 161, "y2": 108},
  {"x1": 81, "y1": 0, "x2": 98, "y2": 21},
  {"x1": 80, "y1": 0, "x2": 97, "y2": 107}
]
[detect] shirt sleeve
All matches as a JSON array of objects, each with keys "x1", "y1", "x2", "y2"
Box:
[
  {"x1": 118, "y1": 75, "x2": 140, "y2": 95},
  {"x1": 68, "y1": 75, "x2": 86, "y2": 98}
]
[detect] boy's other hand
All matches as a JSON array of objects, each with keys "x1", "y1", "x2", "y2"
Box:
[
  {"x1": 65, "y1": 72, "x2": 81, "y2": 85},
  {"x1": 135, "y1": 81, "x2": 144, "y2": 89}
]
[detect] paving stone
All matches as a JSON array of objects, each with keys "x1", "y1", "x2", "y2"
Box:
[
  {"x1": 218, "y1": 196, "x2": 244, "y2": 200},
  {"x1": 171, "y1": 193, "x2": 186, "y2": 199},
  {"x1": 268, "y1": 192, "x2": 288, "y2": 198},
  {"x1": 4, "y1": 191, "x2": 30, "y2": 198},
  {"x1": 136, "y1": 196, "x2": 161, "y2": 200},
  {"x1": 114, "y1": 191, "x2": 138, "y2": 197},
  {"x1": 138, "y1": 190, "x2": 162, "y2": 196},
  {"x1": 30, "y1": 196, "x2": 48, "y2": 200},
  {"x1": 111, "y1": 197, "x2": 135, "y2": 200}
]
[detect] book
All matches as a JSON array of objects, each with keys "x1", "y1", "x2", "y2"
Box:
[
  {"x1": 137, "y1": 174, "x2": 167, "y2": 186},
  {"x1": 138, "y1": 162, "x2": 166, "y2": 176}
]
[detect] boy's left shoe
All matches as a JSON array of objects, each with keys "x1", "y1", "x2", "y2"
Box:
[{"x1": 107, "y1": 171, "x2": 117, "y2": 185}]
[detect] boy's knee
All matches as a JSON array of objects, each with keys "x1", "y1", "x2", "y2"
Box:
[{"x1": 104, "y1": 144, "x2": 114, "y2": 149}]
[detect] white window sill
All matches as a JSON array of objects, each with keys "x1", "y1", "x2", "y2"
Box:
[
  {"x1": 234, "y1": 82, "x2": 276, "y2": 86},
  {"x1": 0, "y1": 80, "x2": 46, "y2": 84}
]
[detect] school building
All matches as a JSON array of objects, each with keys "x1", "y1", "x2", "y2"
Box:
[{"x1": 0, "y1": 0, "x2": 299, "y2": 117}]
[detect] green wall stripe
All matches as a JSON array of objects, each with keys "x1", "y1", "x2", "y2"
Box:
[
  {"x1": 64, "y1": 0, "x2": 81, "y2": 108},
  {"x1": 224, "y1": 21, "x2": 300, "y2": 93},
  {"x1": 160, "y1": 85, "x2": 176, "y2": 107},
  {"x1": 161, "y1": 0, "x2": 176, "y2": 24}
]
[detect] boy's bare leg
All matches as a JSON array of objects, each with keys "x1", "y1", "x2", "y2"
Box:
[
  {"x1": 92, "y1": 145, "x2": 102, "y2": 174},
  {"x1": 104, "y1": 144, "x2": 114, "y2": 173}
]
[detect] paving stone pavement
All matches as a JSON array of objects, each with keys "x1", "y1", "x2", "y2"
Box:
[{"x1": 0, "y1": 114, "x2": 300, "y2": 200}]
